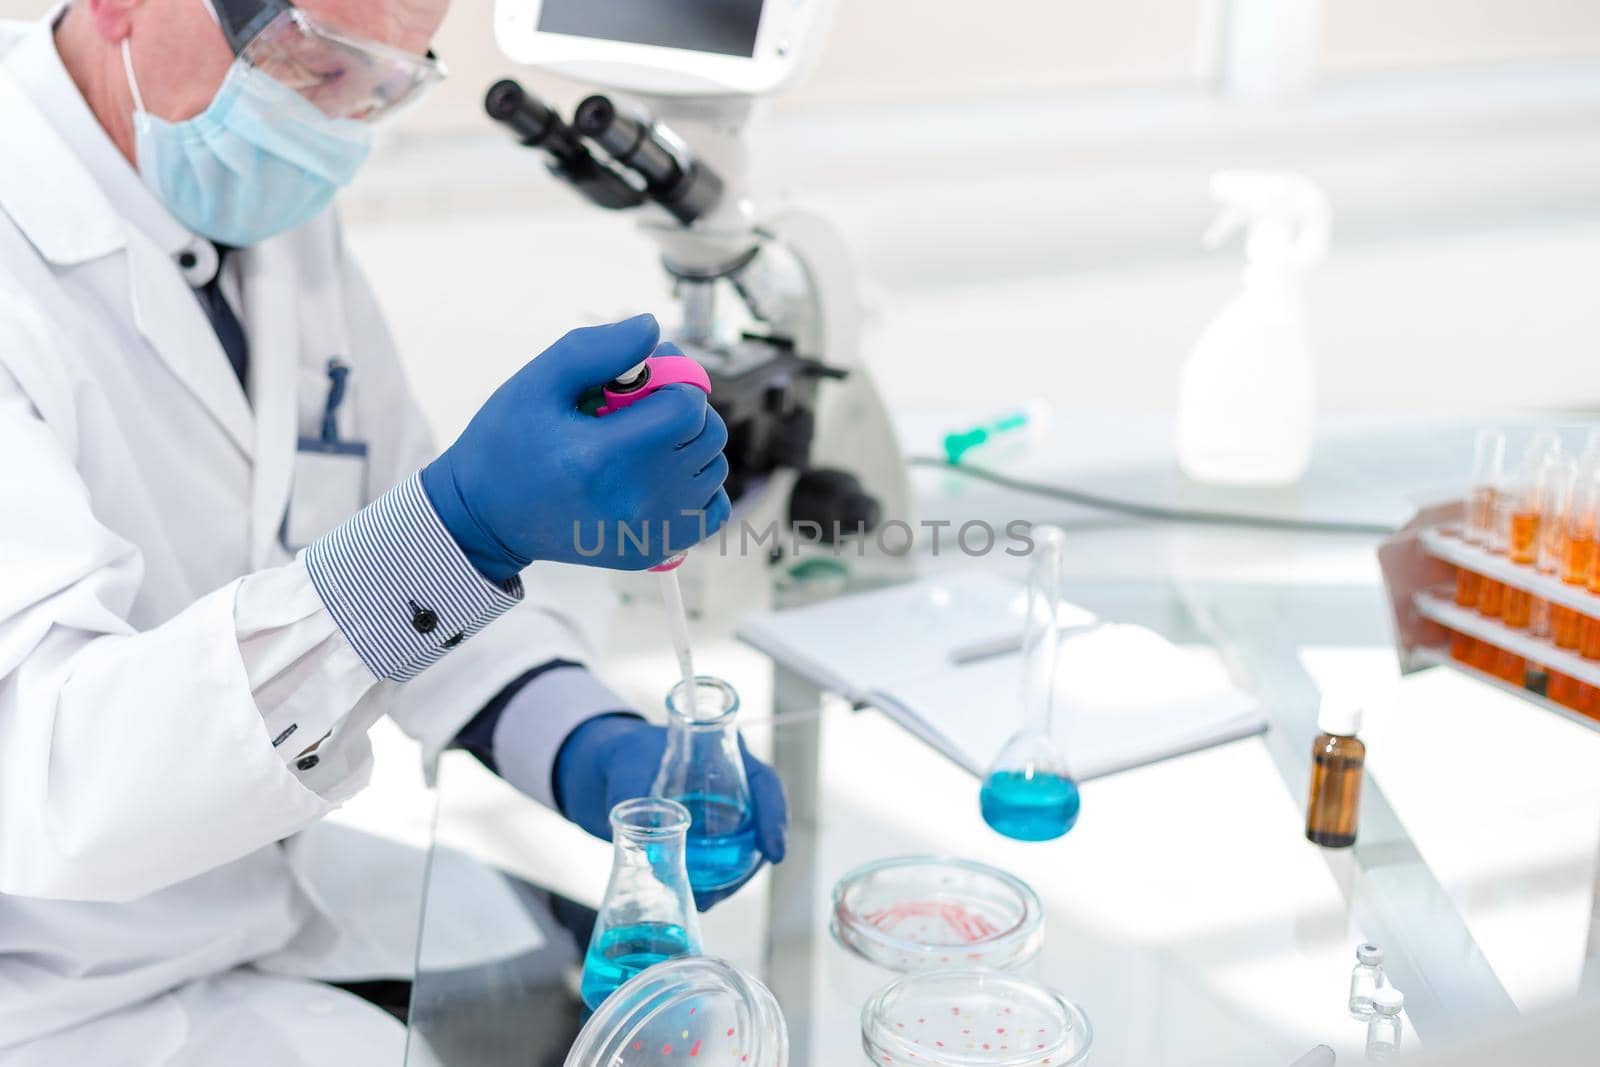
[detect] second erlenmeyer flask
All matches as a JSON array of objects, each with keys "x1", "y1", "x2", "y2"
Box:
[
  {"x1": 980, "y1": 524, "x2": 1080, "y2": 841},
  {"x1": 651, "y1": 675, "x2": 761, "y2": 895},
  {"x1": 581, "y1": 797, "x2": 704, "y2": 1009}
]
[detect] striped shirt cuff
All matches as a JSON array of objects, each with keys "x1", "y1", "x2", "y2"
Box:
[{"x1": 305, "y1": 474, "x2": 524, "y2": 682}]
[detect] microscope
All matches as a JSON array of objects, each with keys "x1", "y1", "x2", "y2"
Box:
[{"x1": 487, "y1": 0, "x2": 913, "y2": 617}]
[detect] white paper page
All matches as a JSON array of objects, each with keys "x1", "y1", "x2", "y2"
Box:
[
  {"x1": 737, "y1": 573, "x2": 1095, "y2": 696},
  {"x1": 880, "y1": 624, "x2": 1264, "y2": 780}
]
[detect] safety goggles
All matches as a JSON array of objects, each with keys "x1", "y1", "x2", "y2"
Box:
[{"x1": 210, "y1": 0, "x2": 446, "y2": 122}]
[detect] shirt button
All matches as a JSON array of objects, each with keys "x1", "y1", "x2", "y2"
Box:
[
  {"x1": 178, "y1": 251, "x2": 197, "y2": 269},
  {"x1": 296, "y1": 755, "x2": 320, "y2": 771},
  {"x1": 411, "y1": 607, "x2": 439, "y2": 634}
]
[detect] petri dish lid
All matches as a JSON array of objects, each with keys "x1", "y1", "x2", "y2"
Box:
[
  {"x1": 862, "y1": 970, "x2": 1092, "y2": 1067},
  {"x1": 832, "y1": 857, "x2": 1044, "y2": 972},
  {"x1": 564, "y1": 956, "x2": 787, "y2": 1067}
]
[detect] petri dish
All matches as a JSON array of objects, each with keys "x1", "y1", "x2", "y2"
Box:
[
  {"x1": 564, "y1": 956, "x2": 788, "y2": 1067},
  {"x1": 861, "y1": 970, "x2": 1092, "y2": 1067},
  {"x1": 832, "y1": 857, "x2": 1044, "y2": 972}
]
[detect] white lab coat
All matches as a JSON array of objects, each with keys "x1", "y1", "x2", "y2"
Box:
[{"x1": 0, "y1": 17, "x2": 598, "y2": 1065}]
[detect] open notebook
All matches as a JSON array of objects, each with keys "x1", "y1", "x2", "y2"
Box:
[{"x1": 737, "y1": 573, "x2": 1266, "y2": 781}]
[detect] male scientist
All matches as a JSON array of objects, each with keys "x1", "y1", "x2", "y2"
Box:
[{"x1": 0, "y1": 0, "x2": 786, "y2": 1061}]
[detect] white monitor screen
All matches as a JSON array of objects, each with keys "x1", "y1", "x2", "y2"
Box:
[{"x1": 536, "y1": 0, "x2": 766, "y2": 59}]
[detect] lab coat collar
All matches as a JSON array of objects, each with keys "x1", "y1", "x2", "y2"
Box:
[
  {"x1": 0, "y1": 26, "x2": 119, "y2": 265},
  {"x1": 0, "y1": 15, "x2": 207, "y2": 271},
  {"x1": 0, "y1": 16, "x2": 256, "y2": 457}
]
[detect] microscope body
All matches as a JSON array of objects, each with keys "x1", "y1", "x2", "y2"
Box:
[
  {"x1": 628, "y1": 96, "x2": 915, "y2": 617},
  {"x1": 486, "y1": 77, "x2": 913, "y2": 618}
]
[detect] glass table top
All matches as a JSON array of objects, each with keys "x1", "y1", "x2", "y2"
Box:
[{"x1": 404, "y1": 416, "x2": 1600, "y2": 1066}]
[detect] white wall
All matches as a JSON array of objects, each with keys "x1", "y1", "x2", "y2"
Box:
[
  {"x1": 1322, "y1": 0, "x2": 1600, "y2": 73},
  {"x1": 344, "y1": 183, "x2": 1600, "y2": 451},
  {"x1": 336, "y1": 49, "x2": 1600, "y2": 443},
  {"x1": 6, "y1": 0, "x2": 1600, "y2": 440}
]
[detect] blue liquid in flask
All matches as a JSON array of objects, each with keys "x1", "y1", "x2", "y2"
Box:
[
  {"x1": 680, "y1": 793, "x2": 759, "y2": 892},
  {"x1": 980, "y1": 769, "x2": 1080, "y2": 841},
  {"x1": 580, "y1": 921, "x2": 695, "y2": 1009}
]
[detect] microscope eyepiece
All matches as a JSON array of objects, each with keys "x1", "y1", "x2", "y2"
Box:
[
  {"x1": 572, "y1": 96, "x2": 618, "y2": 137},
  {"x1": 485, "y1": 83, "x2": 723, "y2": 226},
  {"x1": 484, "y1": 79, "x2": 645, "y2": 212},
  {"x1": 485, "y1": 79, "x2": 561, "y2": 146},
  {"x1": 484, "y1": 78, "x2": 526, "y2": 120},
  {"x1": 574, "y1": 94, "x2": 724, "y2": 227},
  {"x1": 574, "y1": 95, "x2": 679, "y2": 190}
]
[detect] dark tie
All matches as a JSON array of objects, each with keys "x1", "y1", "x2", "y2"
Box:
[{"x1": 192, "y1": 244, "x2": 250, "y2": 392}]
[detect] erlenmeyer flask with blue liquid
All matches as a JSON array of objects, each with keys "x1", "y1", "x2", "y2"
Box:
[
  {"x1": 580, "y1": 797, "x2": 703, "y2": 1009},
  {"x1": 980, "y1": 524, "x2": 1081, "y2": 841},
  {"x1": 652, "y1": 675, "x2": 761, "y2": 895}
]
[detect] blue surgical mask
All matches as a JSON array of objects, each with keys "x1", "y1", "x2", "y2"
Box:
[{"x1": 121, "y1": 38, "x2": 373, "y2": 246}]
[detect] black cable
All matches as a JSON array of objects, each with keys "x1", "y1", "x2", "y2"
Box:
[{"x1": 909, "y1": 456, "x2": 1398, "y2": 537}]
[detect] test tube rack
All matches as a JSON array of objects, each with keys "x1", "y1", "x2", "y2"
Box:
[{"x1": 1391, "y1": 522, "x2": 1600, "y2": 734}]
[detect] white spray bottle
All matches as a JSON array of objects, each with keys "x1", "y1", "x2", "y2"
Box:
[{"x1": 1175, "y1": 171, "x2": 1330, "y2": 487}]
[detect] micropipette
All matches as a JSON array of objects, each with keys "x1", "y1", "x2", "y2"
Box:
[
  {"x1": 586, "y1": 351, "x2": 716, "y2": 715},
  {"x1": 656, "y1": 558, "x2": 698, "y2": 715}
]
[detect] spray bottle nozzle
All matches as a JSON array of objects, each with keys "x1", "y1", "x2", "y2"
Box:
[{"x1": 1204, "y1": 171, "x2": 1331, "y2": 271}]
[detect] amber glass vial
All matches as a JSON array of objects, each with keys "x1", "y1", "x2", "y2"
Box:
[
  {"x1": 1581, "y1": 618, "x2": 1600, "y2": 661},
  {"x1": 1477, "y1": 578, "x2": 1505, "y2": 618},
  {"x1": 1581, "y1": 555, "x2": 1600, "y2": 659},
  {"x1": 1503, "y1": 588, "x2": 1533, "y2": 629},
  {"x1": 1564, "y1": 530, "x2": 1595, "y2": 585},
  {"x1": 1306, "y1": 706, "x2": 1365, "y2": 849},
  {"x1": 1495, "y1": 648, "x2": 1526, "y2": 685},
  {"x1": 1554, "y1": 528, "x2": 1591, "y2": 648},
  {"x1": 1509, "y1": 509, "x2": 1540, "y2": 564},
  {"x1": 1551, "y1": 672, "x2": 1582, "y2": 710}
]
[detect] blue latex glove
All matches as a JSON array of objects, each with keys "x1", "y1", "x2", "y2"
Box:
[
  {"x1": 554, "y1": 715, "x2": 788, "y2": 911},
  {"x1": 421, "y1": 315, "x2": 733, "y2": 580}
]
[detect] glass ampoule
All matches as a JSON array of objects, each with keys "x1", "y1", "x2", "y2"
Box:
[
  {"x1": 1348, "y1": 943, "x2": 1386, "y2": 1017},
  {"x1": 1485, "y1": 435, "x2": 1538, "y2": 632},
  {"x1": 1508, "y1": 434, "x2": 1560, "y2": 566},
  {"x1": 1578, "y1": 463, "x2": 1600, "y2": 663},
  {"x1": 1554, "y1": 462, "x2": 1600, "y2": 656},
  {"x1": 1503, "y1": 435, "x2": 1560, "y2": 634},
  {"x1": 1564, "y1": 459, "x2": 1600, "y2": 587},
  {"x1": 652, "y1": 676, "x2": 760, "y2": 895},
  {"x1": 1479, "y1": 511, "x2": 1510, "y2": 668},
  {"x1": 1530, "y1": 454, "x2": 1579, "y2": 700},
  {"x1": 1466, "y1": 428, "x2": 1505, "y2": 547},
  {"x1": 1364, "y1": 986, "x2": 1404, "y2": 1061},
  {"x1": 1558, "y1": 433, "x2": 1600, "y2": 709},
  {"x1": 1536, "y1": 454, "x2": 1579, "y2": 638},
  {"x1": 1461, "y1": 428, "x2": 1506, "y2": 620},
  {"x1": 980, "y1": 524, "x2": 1080, "y2": 841},
  {"x1": 581, "y1": 798, "x2": 704, "y2": 1010},
  {"x1": 1502, "y1": 439, "x2": 1558, "y2": 691},
  {"x1": 1451, "y1": 433, "x2": 1500, "y2": 663},
  {"x1": 1452, "y1": 465, "x2": 1482, "y2": 658}
]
